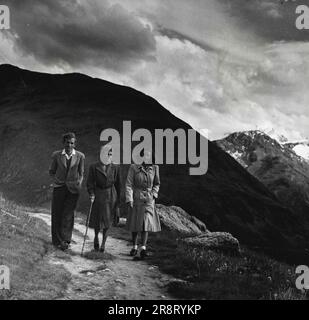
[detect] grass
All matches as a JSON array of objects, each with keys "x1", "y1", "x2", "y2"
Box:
[
  {"x1": 72, "y1": 213, "x2": 308, "y2": 300},
  {"x1": 0, "y1": 194, "x2": 71, "y2": 300},
  {"x1": 143, "y1": 231, "x2": 308, "y2": 300},
  {"x1": 107, "y1": 220, "x2": 307, "y2": 300},
  {"x1": 2, "y1": 193, "x2": 304, "y2": 300}
]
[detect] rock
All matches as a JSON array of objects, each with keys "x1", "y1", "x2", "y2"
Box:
[
  {"x1": 156, "y1": 204, "x2": 208, "y2": 237},
  {"x1": 190, "y1": 216, "x2": 207, "y2": 232},
  {"x1": 178, "y1": 232, "x2": 240, "y2": 255},
  {"x1": 167, "y1": 279, "x2": 193, "y2": 291},
  {"x1": 115, "y1": 279, "x2": 126, "y2": 286},
  {"x1": 148, "y1": 265, "x2": 158, "y2": 271}
]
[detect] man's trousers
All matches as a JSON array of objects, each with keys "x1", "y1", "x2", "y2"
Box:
[{"x1": 51, "y1": 185, "x2": 79, "y2": 245}]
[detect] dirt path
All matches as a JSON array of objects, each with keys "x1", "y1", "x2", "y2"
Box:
[{"x1": 28, "y1": 212, "x2": 177, "y2": 300}]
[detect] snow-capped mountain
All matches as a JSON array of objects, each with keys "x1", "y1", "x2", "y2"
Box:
[
  {"x1": 258, "y1": 128, "x2": 309, "y2": 162},
  {"x1": 263, "y1": 128, "x2": 289, "y2": 144},
  {"x1": 215, "y1": 130, "x2": 304, "y2": 167},
  {"x1": 215, "y1": 130, "x2": 309, "y2": 229}
]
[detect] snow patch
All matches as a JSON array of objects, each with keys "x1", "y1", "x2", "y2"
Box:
[{"x1": 293, "y1": 144, "x2": 309, "y2": 161}]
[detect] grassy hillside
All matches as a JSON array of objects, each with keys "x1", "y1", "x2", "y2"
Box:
[
  {"x1": 0, "y1": 195, "x2": 70, "y2": 299},
  {"x1": 109, "y1": 226, "x2": 306, "y2": 300}
]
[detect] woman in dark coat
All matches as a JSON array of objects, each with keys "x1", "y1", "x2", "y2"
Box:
[
  {"x1": 87, "y1": 146, "x2": 121, "y2": 252},
  {"x1": 125, "y1": 150, "x2": 161, "y2": 259}
]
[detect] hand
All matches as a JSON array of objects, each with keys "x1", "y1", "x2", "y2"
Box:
[
  {"x1": 150, "y1": 191, "x2": 157, "y2": 200},
  {"x1": 90, "y1": 195, "x2": 95, "y2": 203}
]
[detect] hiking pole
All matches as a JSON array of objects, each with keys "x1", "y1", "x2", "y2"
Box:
[{"x1": 81, "y1": 199, "x2": 94, "y2": 257}]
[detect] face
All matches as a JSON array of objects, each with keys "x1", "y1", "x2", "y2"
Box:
[{"x1": 63, "y1": 138, "x2": 76, "y2": 154}]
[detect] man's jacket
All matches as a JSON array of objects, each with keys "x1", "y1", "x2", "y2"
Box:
[{"x1": 49, "y1": 150, "x2": 85, "y2": 194}]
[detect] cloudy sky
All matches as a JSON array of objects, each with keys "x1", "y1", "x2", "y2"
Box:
[{"x1": 1, "y1": 0, "x2": 309, "y2": 141}]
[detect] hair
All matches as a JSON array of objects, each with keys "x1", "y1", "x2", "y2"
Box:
[{"x1": 62, "y1": 132, "x2": 76, "y2": 143}]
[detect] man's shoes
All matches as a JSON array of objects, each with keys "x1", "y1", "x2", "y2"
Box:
[
  {"x1": 130, "y1": 248, "x2": 138, "y2": 256},
  {"x1": 140, "y1": 249, "x2": 148, "y2": 260},
  {"x1": 60, "y1": 241, "x2": 69, "y2": 251}
]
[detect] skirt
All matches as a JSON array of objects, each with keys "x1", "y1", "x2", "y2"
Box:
[
  {"x1": 91, "y1": 188, "x2": 118, "y2": 231},
  {"x1": 126, "y1": 201, "x2": 161, "y2": 232}
]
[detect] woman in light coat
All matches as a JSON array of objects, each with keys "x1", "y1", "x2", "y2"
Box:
[
  {"x1": 125, "y1": 150, "x2": 161, "y2": 259},
  {"x1": 87, "y1": 145, "x2": 121, "y2": 252}
]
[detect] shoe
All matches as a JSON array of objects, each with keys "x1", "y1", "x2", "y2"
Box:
[
  {"x1": 130, "y1": 248, "x2": 138, "y2": 256},
  {"x1": 60, "y1": 241, "x2": 69, "y2": 251},
  {"x1": 140, "y1": 249, "x2": 148, "y2": 260},
  {"x1": 99, "y1": 245, "x2": 105, "y2": 253}
]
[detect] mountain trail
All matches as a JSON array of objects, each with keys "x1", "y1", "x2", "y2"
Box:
[{"x1": 28, "y1": 211, "x2": 176, "y2": 300}]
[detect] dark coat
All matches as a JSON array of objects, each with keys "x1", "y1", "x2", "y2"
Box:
[
  {"x1": 87, "y1": 162, "x2": 121, "y2": 230},
  {"x1": 125, "y1": 164, "x2": 161, "y2": 232}
]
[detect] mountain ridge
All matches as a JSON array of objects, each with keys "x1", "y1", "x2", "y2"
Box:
[{"x1": 215, "y1": 130, "x2": 309, "y2": 233}]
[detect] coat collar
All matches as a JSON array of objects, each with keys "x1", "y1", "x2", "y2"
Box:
[
  {"x1": 95, "y1": 162, "x2": 113, "y2": 177},
  {"x1": 62, "y1": 148, "x2": 76, "y2": 158},
  {"x1": 137, "y1": 164, "x2": 154, "y2": 174},
  {"x1": 61, "y1": 149, "x2": 77, "y2": 168}
]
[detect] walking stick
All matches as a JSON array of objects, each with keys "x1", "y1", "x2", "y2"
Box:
[{"x1": 81, "y1": 199, "x2": 94, "y2": 257}]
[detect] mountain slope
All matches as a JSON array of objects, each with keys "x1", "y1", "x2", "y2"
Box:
[
  {"x1": 0, "y1": 64, "x2": 308, "y2": 259},
  {"x1": 215, "y1": 130, "x2": 309, "y2": 231}
]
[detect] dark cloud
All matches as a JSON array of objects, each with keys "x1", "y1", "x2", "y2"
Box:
[
  {"x1": 157, "y1": 26, "x2": 218, "y2": 53},
  {"x1": 3, "y1": 0, "x2": 156, "y2": 71},
  {"x1": 221, "y1": 0, "x2": 309, "y2": 42}
]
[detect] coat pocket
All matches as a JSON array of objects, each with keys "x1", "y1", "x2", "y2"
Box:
[{"x1": 138, "y1": 190, "x2": 154, "y2": 203}]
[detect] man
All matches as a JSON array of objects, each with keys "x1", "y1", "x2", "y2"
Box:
[{"x1": 49, "y1": 132, "x2": 85, "y2": 250}]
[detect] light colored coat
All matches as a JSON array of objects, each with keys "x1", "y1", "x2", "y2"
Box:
[{"x1": 125, "y1": 164, "x2": 161, "y2": 232}]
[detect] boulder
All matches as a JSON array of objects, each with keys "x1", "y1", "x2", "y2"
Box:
[
  {"x1": 178, "y1": 232, "x2": 240, "y2": 255},
  {"x1": 156, "y1": 204, "x2": 207, "y2": 237},
  {"x1": 190, "y1": 215, "x2": 207, "y2": 232}
]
